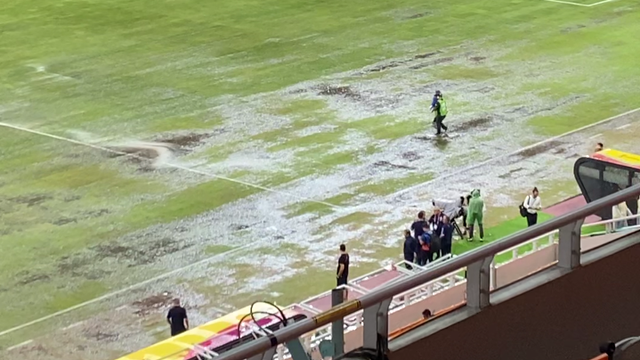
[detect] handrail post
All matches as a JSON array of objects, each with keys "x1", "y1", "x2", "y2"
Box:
[
  {"x1": 557, "y1": 219, "x2": 584, "y2": 269},
  {"x1": 466, "y1": 256, "x2": 493, "y2": 310},
  {"x1": 331, "y1": 288, "x2": 346, "y2": 357},
  {"x1": 362, "y1": 298, "x2": 392, "y2": 351}
]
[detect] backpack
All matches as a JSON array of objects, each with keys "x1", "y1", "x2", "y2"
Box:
[{"x1": 519, "y1": 196, "x2": 529, "y2": 217}]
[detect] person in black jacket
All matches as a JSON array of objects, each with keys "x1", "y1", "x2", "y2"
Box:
[
  {"x1": 438, "y1": 216, "x2": 455, "y2": 257},
  {"x1": 411, "y1": 211, "x2": 427, "y2": 240},
  {"x1": 403, "y1": 230, "x2": 418, "y2": 269}
]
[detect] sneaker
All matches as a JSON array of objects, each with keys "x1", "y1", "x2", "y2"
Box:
[{"x1": 479, "y1": 238, "x2": 484, "y2": 242}]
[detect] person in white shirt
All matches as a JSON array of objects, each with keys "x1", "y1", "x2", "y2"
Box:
[
  {"x1": 524, "y1": 187, "x2": 542, "y2": 227},
  {"x1": 612, "y1": 201, "x2": 632, "y2": 230}
]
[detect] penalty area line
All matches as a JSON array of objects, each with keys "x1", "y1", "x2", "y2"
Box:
[
  {"x1": 387, "y1": 107, "x2": 640, "y2": 200},
  {"x1": 0, "y1": 121, "x2": 341, "y2": 209}
]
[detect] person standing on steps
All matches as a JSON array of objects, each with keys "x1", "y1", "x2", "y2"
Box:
[
  {"x1": 466, "y1": 189, "x2": 485, "y2": 241},
  {"x1": 336, "y1": 244, "x2": 350, "y2": 286},
  {"x1": 524, "y1": 187, "x2": 542, "y2": 227},
  {"x1": 167, "y1": 299, "x2": 189, "y2": 337},
  {"x1": 432, "y1": 92, "x2": 449, "y2": 136}
]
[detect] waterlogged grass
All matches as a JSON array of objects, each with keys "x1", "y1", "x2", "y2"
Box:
[
  {"x1": 268, "y1": 129, "x2": 346, "y2": 152},
  {"x1": 271, "y1": 99, "x2": 328, "y2": 115},
  {"x1": 330, "y1": 211, "x2": 378, "y2": 226},
  {"x1": 204, "y1": 244, "x2": 236, "y2": 255},
  {"x1": 285, "y1": 193, "x2": 356, "y2": 218},
  {"x1": 355, "y1": 173, "x2": 434, "y2": 196},
  {"x1": 2, "y1": 0, "x2": 640, "y2": 344},
  {"x1": 436, "y1": 65, "x2": 500, "y2": 81}
]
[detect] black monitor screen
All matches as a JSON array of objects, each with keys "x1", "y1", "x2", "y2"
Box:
[{"x1": 574, "y1": 157, "x2": 639, "y2": 223}]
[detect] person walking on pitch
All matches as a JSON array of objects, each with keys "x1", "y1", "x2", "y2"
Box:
[{"x1": 432, "y1": 93, "x2": 449, "y2": 136}]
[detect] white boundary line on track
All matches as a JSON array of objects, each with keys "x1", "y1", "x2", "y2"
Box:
[
  {"x1": 1, "y1": 108, "x2": 639, "y2": 340},
  {"x1": 387, "y1": 107, "x2": 640, "y2": 200},
  {"x1": 0, "y1": 122, "x2": 341, "y2": 209}
]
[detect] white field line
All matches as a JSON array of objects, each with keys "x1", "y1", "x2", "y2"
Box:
[
  {"x1": 0, "y1": 242, "x2": 258, "y2": 338},
  {"x1": 0, "y1": 122, "x2": 341, "y2": 209},
  {"x1": 545, "y1": 0, "x2": 591, "y2": 7},
  {"x1": 616, "y1": 123, "x2": 631, "y2": 130},
  {"x1": 387, "y1": 107, "x2": 640, "y2": 200},
  {"x1": 589, "y1": 133, "x2": 602, "y2": 139},
  {"x1": 587, "y1": 0, "x2": 617, "y2": 6},
  {"x1": 544, "y1": 0, "x2": 616, "y2": 6},
  {"x1": 6, "y1": 339, "x2": 33, "y2": 351}
]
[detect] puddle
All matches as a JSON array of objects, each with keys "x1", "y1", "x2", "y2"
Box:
[{"x1": 9, "y1": 194, "x2": 52, "y2": 207}]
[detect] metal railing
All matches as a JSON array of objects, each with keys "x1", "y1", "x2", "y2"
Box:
[{"x1": 216, "y1": 185, "x2": 640, "y2": 360}]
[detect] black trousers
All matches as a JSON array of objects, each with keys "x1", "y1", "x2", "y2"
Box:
[
  {"x1": 429, "y1": 249, "x2": 440, "y2": 262},
  {"x1": 404, "y1": 254, "x2": 415, "y2": 269},
  {"x1": 171, "y1": 328, "x2": 186, "y2": 336},
  {"x1": 337, "y1": 276, "x2": 348, "y2": 286},
  {"x1": 416, "y1": 251, "x2": 428, "y2": 266},
  {"x1": 434, "y1": 114, "x2": 448, "y2": 134},
  {"x1": 526, "y1": 212, "x2": 538, "y2": 227},
  {"x1": 469, "y1": 224, "x2": 484, "y2": 239},
  {"x1": 441, "y1": 242, "x2": 452, "y2": 256}
]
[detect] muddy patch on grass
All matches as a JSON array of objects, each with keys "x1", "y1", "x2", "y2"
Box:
[
  {"x1": 91, "y1": 237, "x2": 191, "y2": 266},
  {"x1": 409, "y1": 56, "x2": 455, "y2": 70},
  {"x1": 16, "y1": 272, "x2": 51, "y2": 286},
  {"x1": 561, "y1": 24, "x2": 586, "y2": 33},
  {"x1": 373, "y1": 160, "x2": 416, "y2": 170},
  {"x1": 9, "y1": 194, "x2": 52, "y2": 207},
  {"x1": 156, "y1": 132, "x2": 212, "y2": 148},
  {"x1": 404, "y1": 12, "x2": 430, "y2": 20},
  {"x1": 83, "y1": 330, "x2": 120, "y2": 342},
  {"x1": 515, "y1": 140, "x2": 566, "y2": 159},
  {"x1": 401, "y1": 151, "x2": 423, "y2": 162},
  {"x1": 52, "y1": 217, "x2": 77, "y2": 226},
  {"x1": 317, "y1": 84, "x2": 361, "y2": 99},
  {"x1": 498, "y1": 167, "x2": 524, "y2": 179},
  {"x1": 132, "y1": 292, "x2": 174, "y2": 316},
  {"x1": 468, "y1": 56, "x2": 486, "y2": 62},
  {"x1": 455, "y1": 116, "x2": 493, "y2": 131},
  {"x1": 367, "y1": 62, "x2": 403, "y2": 73}
]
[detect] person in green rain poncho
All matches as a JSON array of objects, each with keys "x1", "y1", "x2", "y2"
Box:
[{"x1": 466, "y1": 189, "x2": 485, "y2": 242}]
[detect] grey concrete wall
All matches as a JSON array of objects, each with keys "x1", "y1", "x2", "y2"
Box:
[{"x1": 389, "y1": 240, "x2": 640, "y2": 360}]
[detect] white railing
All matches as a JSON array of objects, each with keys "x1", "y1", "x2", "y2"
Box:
[
  {"x1": 216, "y1": 184, "x2": 640, "y2": 360},
  {"x1": 261, "y1": 213, "x2": 640, "y2": 360}
]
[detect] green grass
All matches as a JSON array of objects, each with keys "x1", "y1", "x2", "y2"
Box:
[
  {"x1": 436, "y1": 65, "x2": 500, "y2": 81},
  {"x1": 453, "y1": 212, "x2": 554, "y2": 257},
  {"x1": 454, "y1": 213, "x2": 607, "y2": 264}
]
